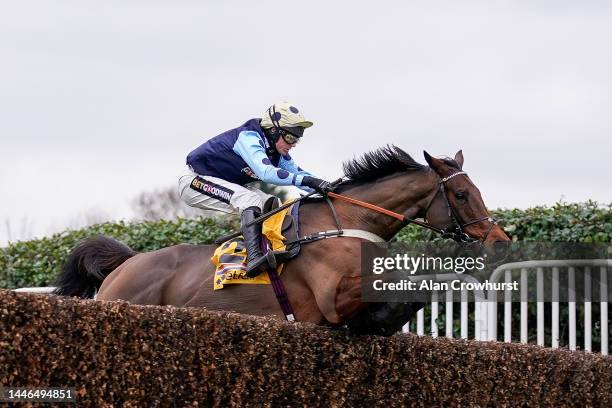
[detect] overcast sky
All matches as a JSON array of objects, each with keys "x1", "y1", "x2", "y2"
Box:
[{"x1": 1, "y1": 1, "x2": 611, "y2": 246}]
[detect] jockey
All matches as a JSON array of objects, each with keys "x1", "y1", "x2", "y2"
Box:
[{"x1": 178, "y1": 102, "x2": 332, "y2": 277}]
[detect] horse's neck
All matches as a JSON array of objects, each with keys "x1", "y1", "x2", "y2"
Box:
[{"x1": 302, "y1": 170, "x2": 437, "y2": 241}]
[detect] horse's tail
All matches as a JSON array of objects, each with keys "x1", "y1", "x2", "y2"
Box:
[{"x1": 53, "y1": 235, "x2": 138, "y2": 298}]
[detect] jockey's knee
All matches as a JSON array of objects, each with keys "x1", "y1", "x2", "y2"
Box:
[
  {"x1": 236, "y1": 196, "x2": 267, "y2": 213},
  {"x1": 237, "y1": 194, "x2": 280, "y2": 214},
  {"x1": 264, "y1": 196, "x2": 281, "y2": 212}
]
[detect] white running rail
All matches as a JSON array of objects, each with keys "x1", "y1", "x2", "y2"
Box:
[
  {"x1": 487, "y1": 259, "x2": 610, "y2": 355},
  {"x1": 403, "y1": 259, "x2": 610, "y2": 355},
  {"x1": 402, "y1": 273, "x2": 488, "y2": 340}
]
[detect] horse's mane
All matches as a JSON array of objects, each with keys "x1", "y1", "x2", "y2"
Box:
[{"x1": 342, "y1": 145, "x2": 425, "y2": 183}]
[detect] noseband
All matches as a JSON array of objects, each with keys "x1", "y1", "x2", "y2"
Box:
[{"x1": 423, "y1": 171, "x2": 498, "y2": 243}]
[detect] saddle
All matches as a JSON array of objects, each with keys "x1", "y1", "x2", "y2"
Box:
[{"x1": 211, "y1": 202, "x2": 302, "y2": 290}]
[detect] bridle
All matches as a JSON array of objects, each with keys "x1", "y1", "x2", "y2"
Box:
[
  {"x1": 422, "y1": 171, "x2": 498, "y2": 243},
  {"x1": 327, "y1": 171, "x2": 498, "y2": 244}
]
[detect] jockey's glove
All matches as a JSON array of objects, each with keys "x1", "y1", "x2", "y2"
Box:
[{"x1": 302, "y1": 176, "x2": 333, "y2": 194}]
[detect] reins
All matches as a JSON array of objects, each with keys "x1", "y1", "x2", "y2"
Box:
[{"x1": 326, "y1": 192, "x2": 445, "y2": 235}]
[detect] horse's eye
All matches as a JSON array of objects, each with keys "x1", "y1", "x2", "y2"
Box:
[{"x1": 455, "y1": 191, "x2": 466, "y2": 200}]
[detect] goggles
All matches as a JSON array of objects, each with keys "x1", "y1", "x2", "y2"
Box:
[{"x1": 279, "y1": 128, "x2": 301, "y2": 145}]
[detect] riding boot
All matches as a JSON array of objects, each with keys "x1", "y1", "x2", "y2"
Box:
[{"x1": 241, "y1": 206, "x2": 270, "y2": 278}]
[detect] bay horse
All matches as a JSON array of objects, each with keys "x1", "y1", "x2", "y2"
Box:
[{"x1": 54, "y1": 146, "x2": 509, "y2": 335}]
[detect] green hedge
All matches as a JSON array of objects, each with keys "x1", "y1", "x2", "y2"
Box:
[
  {"x1": 1, "y1": 201, "x2": 610, "y2": 289},
  {"x1": 395, "y1": 200, "x2": 612, "y2": 243}
]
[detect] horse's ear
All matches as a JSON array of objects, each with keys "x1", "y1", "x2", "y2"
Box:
[
  {"x1": 454, "y1": 150, "x2": 464, "y2": 169},
  {"x1": 423, "y1": 150, "x2": 434, "y2": 166},
  {"x1": 424, "y1": 150, "x2": 443, "y2": 171}
]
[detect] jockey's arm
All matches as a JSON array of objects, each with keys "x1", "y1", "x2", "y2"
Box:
[
  {"x1": 233, "y1": 131, "x2": 312, "y2": 189},
  {"x1": 278, "y1": 155, "x2": 316, "y2": 193}
]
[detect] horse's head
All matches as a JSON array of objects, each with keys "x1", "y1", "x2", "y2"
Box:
[{"x1": 422, "y1": 150, "x2": 510, "y2": 252}]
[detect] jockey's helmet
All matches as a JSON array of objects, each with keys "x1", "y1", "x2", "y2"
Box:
[{"x1": 260, "y1": 102, "x2": 313, "y2": 142}]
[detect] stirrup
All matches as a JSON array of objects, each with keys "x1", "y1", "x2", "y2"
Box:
[
  {"x1": 266, "y1": 251, "x2": 277, "y2": 269},
  {"x1": 245, "y1": 250, "x2": 293, "y2": 278},
  {"x1": 245, "y1": 255, "x2": 271, "y2": 278}
]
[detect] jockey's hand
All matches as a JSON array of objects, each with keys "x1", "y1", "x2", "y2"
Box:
[{"x1": 302, "y1": 176, "x2": 333, "y2": 194}]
